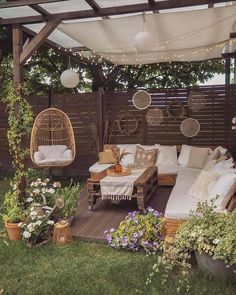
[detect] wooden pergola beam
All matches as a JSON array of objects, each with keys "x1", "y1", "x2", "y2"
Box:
[
  {"x1": 20, "y1": 19, "x2": 60, "y2": 65},
  {"x1": 85, "y1": 0, "x2": 109, "y2": 19},
  {"x1": 0, "y1": 0, "x2": 233, "y2": 25},
  {"x1": 22, "y1": 26, "x2": 88, "y2": 66},
  {"x1": 12, "y1": 24, "x2": 23, "y2": 85},
  {"x1": 0, "y1": 0, "x2": 68, "y2": 9},
  {"x1": 29, "y1": 4, "x2": 51, "y2": 16}
]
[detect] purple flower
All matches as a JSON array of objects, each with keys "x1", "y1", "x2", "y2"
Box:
[
  {"x1": 147, "y1": 207, "x2": 154, "y2": 213},
  {"x1": 133, "y1": 232, "x2": 139, "y2": 239},
  {"x1": 107, "y1": 235, "x2": 113, "y2": 244},
  {"x1": 153, "y1": 211, "x2": 160, "y2": 217}
]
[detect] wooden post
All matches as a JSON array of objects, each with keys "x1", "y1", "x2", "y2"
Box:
[
  {"x1": 225, "y1": 57, "x2": 231, "y2": 85},
  {"x1": 12, "y1": 24, "x2": 23, "y2": 86},
  {"x1": 98, "y1": 87, "x2": 104, "y2": 151}
]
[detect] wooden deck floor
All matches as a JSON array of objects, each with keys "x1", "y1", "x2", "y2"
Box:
[{"x1": 71, "y1": 186, "x2": 172, "y2": 242}]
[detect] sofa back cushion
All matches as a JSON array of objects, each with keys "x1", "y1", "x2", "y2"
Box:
[
  {"x1": 156, "y1": 145, "x2": 177, "y2": 166},
  {"x1": 38, "y1": 145, "x2": 68, "y2": 159},
  {"x1": 177, "y1": 144, "x2": 191, "y2": 166},
  {"x1": 187, "y1": 147, "x2": 211, "y2": 169},
  {"x1": 208, "y1": 173, "x2": 236, "y2": 210},
  {"x1": 116, "y1": 144, "x2": 137, "y2": 167}
]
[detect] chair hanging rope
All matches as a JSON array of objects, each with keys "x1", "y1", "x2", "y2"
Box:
[{"x1": 30, "y1": 107, "x2": 76, "y2": 168}]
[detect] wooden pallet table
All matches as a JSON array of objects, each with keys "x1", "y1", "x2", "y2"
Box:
[{"x1": 87, "y1": 166, "x2": 158, "y2": 212}]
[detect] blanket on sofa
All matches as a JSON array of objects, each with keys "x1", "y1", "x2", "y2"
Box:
[{"x1": 100, "y1": 169, "x2": 145, "y2": 201}]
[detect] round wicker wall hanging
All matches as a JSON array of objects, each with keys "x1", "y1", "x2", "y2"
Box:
[
  {"x1": 146, "y1": 108, "x2": 164, "y2": 126},
  {"x1": 132, "y1": 90, "x2": 152, "y2": 110},
  {"x1": 188, "y1": 90, "x2": 206, "y2": 112},
  {"x1": 166, "y1": 99, "x2": 185, "y2": 119},
  {"x1": 117, "y1": 113, "x2": 139, "y2": 135},
  {"x1": 180, "y1": 118, "x2": 200, "y2": 137}
]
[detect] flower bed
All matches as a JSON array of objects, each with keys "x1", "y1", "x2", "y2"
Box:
[{"x1": 105, "y1": 208, "x2": 164, "y2": 255}]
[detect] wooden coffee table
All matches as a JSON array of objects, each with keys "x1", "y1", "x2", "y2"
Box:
[{"x1": 87, "y1": 166, "x2": 158, "y2": 212}]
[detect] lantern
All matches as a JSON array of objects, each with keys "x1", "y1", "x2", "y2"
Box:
[
  {"x1": 60, "y1": 69, "x2": 79, "y2": 88},
  {"x1": 134, "y1": 31, "x2": 154, "y2": 52}
]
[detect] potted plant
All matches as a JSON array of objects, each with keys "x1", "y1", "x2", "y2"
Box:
[
  {"x1": 3, "y1": 190, "x2": 26, "y2": 241},
  {"x1": 58, "y1": 182, "x2": 81, "y2": 225},
  {"x1": 175, "y1": 200, "x2": 236, "y2": 281},
  {"x1": 147, "y1": 200, "x2": 236, "y2": 292}
]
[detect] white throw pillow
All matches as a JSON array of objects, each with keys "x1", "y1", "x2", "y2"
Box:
[
  {"x1": 211, "y1": 158, "x2": 235, "y2": 176},
  {"x1": 156, "y1": 145, "x2": 177, "y2": 166},
  {"x1": 189, "y1": 170, "x2": 220, "y2": 200},
  {"x1": 206, "y1": 147, "x2": 220, "y2": 163},
  {"x1": 208, "y1": 173, "x2": 236, "y2": 210},
  {"x1": 38, "y1": 145, "x2": 68, "y2": 160},
  {"x1": 178, "y1": 145, "x2": 191, "y2": 166}
]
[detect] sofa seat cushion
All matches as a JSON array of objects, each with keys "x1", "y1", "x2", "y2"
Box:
[
  {"x1": 165, "y1": 168, "x2": 201, "y2": 219},
  {"x1": 38, "y1": 145, "x2": 68, "y2": 159},
  {"x1": 158, "y1": 165, "x2": 181, "y2": 174},
  {"x1": 35, "y1": 158, "x2": 72, "y2": 165},
  {"x1": 89, "y1": 162, "x2": 113, "y2": 173}
]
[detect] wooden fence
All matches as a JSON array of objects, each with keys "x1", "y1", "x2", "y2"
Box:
[{"x1": 0, "y1": 84, "x2": 235, "y2": 178}]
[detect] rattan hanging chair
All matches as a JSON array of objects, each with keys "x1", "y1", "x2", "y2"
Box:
[{"x1": 30, "y1": 107, "x2": 76, "y2": 168}]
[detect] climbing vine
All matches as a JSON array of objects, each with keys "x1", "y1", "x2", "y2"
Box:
[{"x1": 2, "y1": 82, "x2": 33, "y2": 198}]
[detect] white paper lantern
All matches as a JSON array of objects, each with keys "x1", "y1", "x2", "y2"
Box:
[
  {"x1": 134, "y1": 31, "x2": 154, "y2": 52},
  {"x1": 60, "y1": 69, "x2": 79, "y2": 88}
]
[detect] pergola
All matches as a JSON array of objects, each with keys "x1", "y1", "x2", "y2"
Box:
[{"x1": 0, "y1": 0, "x2": 235, "y2": 86}]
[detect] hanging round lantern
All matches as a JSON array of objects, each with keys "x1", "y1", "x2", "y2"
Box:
[
  {"x1": 188, "y1": 90, "x2": 206, "y2": 112},
  {"x1": 134, "y1": 31, "x2": 154, "y2": 52},
  {"x1": 60, "y1": 69, "x2": 79, "y2": 88}
]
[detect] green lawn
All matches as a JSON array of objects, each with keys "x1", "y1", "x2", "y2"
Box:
[{"x1": 0, "y1": 175, "x2": 235, "y2": 295}]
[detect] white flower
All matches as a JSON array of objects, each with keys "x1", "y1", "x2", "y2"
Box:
[
  {"x1": 23, "y1": 231, "x2": 31, "y2": 238},
  {"x1": 30, "y1": 210, "x2": 37, "y2": 220},
  {"x1": 37, "y1": 178, "x2": 42, "y2": 182},
  {"x1": 47, "y1": 220, "x2": 54, "y2": 225},
  {"x1": 48, "y1": 188, "x2": 55, "y2": 194},
  {"x1": 30, "y1": 182, "x2": 35, "y2": 187},
  {"x1": 27, "y1": 223, "x2": 36, "y2": 232},
  {"x1": 36, "y1": 220, "x2": 42, "y2": 226},
  {"x1": 41, "y1": 188, "x2": 46, "y2": 194},
  {"x1": 45, "y1": 178, "x2": 50, "y2": 183},
  {"x1": 41, "y1": 182, "x2": 47, "y2": 186},
  {"x1": 33, "y1": 189, "x2": 40, "y2": 195},
  {"x1": 213, "y1": 239, "x2": 220, "y2": 245},
  {"x1": 18, "y1": 222, "x2": 23, "y2": 228},
  {"x1": 26, "y1": 197, "x2": 33, "y2": 203}
]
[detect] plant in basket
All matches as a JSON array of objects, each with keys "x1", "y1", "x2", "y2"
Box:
[{"x1": 105, "y1": 208, "x2": 164, "y2": 255}]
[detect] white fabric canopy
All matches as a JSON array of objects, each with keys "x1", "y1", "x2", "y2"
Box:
[{"x1": 59, "y1": 6, "x2": 236, "y2": 64}]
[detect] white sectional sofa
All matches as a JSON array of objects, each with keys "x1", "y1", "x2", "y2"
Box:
[{"x1": 88, "y1": 144, "x2": 236, "y2": 227}]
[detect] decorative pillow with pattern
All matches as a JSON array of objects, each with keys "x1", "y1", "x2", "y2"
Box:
[{"x1": 133, "y1": 146, "x2": 158, "y2": 168}]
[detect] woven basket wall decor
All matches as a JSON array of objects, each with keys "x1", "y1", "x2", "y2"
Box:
[
  {"x1": 117, "y1": 113, "x2": 139, "y2": 135},
  {"x1": 180, "y1": 118, "x2": 200, "y2": 137},
  {"x1": 188, "y1": 90, "x2": 206, "y2": 112},
  {"x1": 146, "y1": 108, "x2": 164, "y2": 126},
  {"x1": 166, "y1": 99, "x2": 185, "y2": 119},
  {"x1": 132, "y1": 90, "x2": 152, "y2": 110}
]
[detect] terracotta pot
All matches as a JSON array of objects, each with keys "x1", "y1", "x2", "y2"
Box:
[
  {"x1": 114, "y1": 163, "x2": 122, "y2": 173},
  {"x1": 5, "y1": 222, "x2": 22, "y2": 241},
  {"x1": 195, "y1": 252, "x2": 236, "y2": 281}
]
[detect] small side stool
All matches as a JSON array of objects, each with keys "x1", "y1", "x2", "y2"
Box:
[{"x1": 53, "y1": 221, "x2": 73, "y2": 245}]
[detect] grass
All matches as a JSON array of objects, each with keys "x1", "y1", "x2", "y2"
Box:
[{"x1": 0, "y1": 174, "x2": 235, "y2": 295}]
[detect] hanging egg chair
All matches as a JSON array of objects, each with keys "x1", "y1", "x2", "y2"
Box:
[{"x1": 30, "y1": 107, "x2": 76, "y2": 168}]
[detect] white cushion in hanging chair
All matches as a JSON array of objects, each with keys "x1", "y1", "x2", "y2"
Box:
[{"x1": 34, "y1": 145, "x2": 73, "y2": 165}]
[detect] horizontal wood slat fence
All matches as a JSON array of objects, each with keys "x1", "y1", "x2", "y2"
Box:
[{"x1": 0, "y1": 85, "x2": 235, "y2": 177}]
